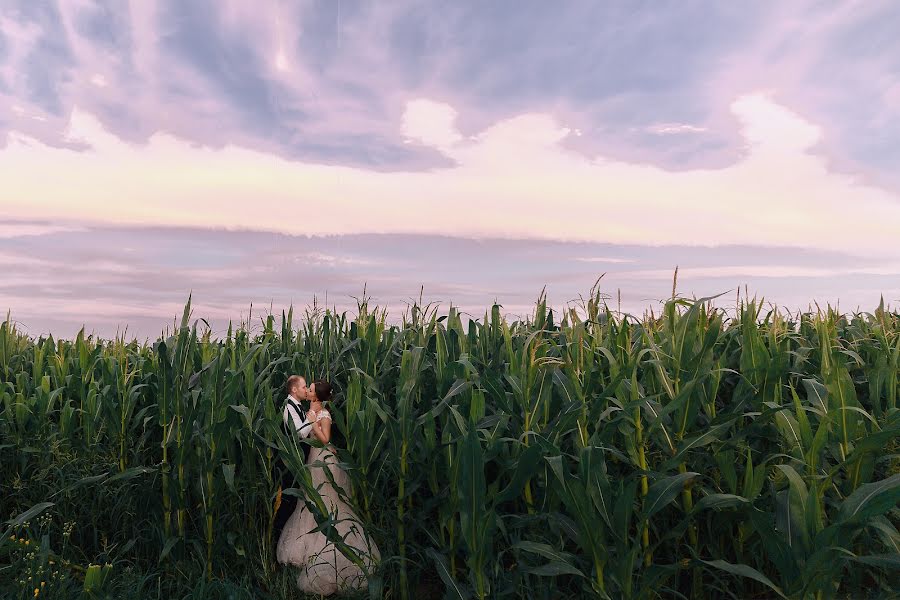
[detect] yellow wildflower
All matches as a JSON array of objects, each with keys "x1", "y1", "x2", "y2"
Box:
[{"x1": 33, "y1": 588, "x2": 39, "y2": 597}]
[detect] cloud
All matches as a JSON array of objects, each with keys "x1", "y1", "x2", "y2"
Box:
[
  {"x1": 618, "y1": 265, "x2": 900, "y2": 280},
  {"x1": 0, "y1": 223, "x2": 896, "y2": 338},
  {"x1": 402, "y1": 99, "x2": 462, "y2": 149},
  {"x1": 645, "y1": 123, "x2": 708, "y2": 135},
  {"x1": 2, "y1": 1, "x2": 898, "y2": 180},
  {"x1": 3, "y1": 0, "x2": 898, "y2": 337},
  {"x1": 732, "y1": 94, "x2": 822, "y2": 151},
  {"x1": 2, "y1": 93, "x2": 899, "y2": 259},
  {"x1": 296, "y1": 252, "x2": 379, "y2": 267},
  {"x1": 0, "y1": 251, "x2": 53, "y2": 267},
  {"x1": 704, "y1": 2, "x2": 900, "y2": 186},
  {"x1": 0, "y1": 221, "x2": 85, "y2": 238},
  {"x1": 575, "y1": 257, "x2": 636, "y2": 264}
]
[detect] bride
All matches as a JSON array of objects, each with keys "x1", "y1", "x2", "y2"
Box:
[{"x1": 276, "y1": 380, "x2": 380, "y2": 595}]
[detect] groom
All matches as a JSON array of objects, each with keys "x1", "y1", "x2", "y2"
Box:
[
  {"x1": 274, "y1": 374, "x2": 313, "y2": 537},
  {"x1": 283, "y1": 375, "x2": 312, "y2": 443}
]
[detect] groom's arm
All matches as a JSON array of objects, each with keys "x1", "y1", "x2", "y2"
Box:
[
  {"x1": 283, "y1": 402, "x2": 312, "y2": 438},
  {"x1": 296, "y1": 417, "x2": 313, "y2": 438},
  {"x1": 295, "y1": 406, "x2": 313, "y2": 439}
]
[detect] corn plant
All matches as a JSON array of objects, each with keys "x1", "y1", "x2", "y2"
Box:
[{"x1": 1, "y1": 288, "x2": 898, "y2": 599}]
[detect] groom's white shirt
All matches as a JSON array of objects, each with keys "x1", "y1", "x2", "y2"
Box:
[{"x1": 283, "y1": 394, "x2": 312, "y2": 438}]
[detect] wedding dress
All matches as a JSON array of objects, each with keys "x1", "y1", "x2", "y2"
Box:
[{"x1": 276, "y1": 409, "x2": 380, "y2": 595}]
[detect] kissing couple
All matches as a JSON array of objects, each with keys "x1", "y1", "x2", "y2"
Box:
[{"x1": 274, "y1": 375, "x2": 380, "y2": 595}]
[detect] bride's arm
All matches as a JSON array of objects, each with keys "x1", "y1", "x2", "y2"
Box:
[{"x1": 311, "y1": 414, "x2": 332, "y2": 444}]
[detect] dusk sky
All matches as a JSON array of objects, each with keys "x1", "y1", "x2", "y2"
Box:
[{"x1": 2, "y1": 1, "x2": 900, "y2": 338}]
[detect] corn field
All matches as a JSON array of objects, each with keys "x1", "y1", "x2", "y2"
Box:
[{"x1": 1, "y1": 287, "x2": 899, "y2": 599}]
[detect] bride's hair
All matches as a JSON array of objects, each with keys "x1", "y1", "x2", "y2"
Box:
[{"x1": 312, "y1": 380, "x2": 333, "y2": 403}]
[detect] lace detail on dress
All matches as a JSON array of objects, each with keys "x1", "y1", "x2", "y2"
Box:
[{"x1": 315, "y1": 409, "x2": 331, "y2": 422}]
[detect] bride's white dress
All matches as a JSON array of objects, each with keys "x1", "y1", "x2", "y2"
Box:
[{"x1": 276, "y1": 409, "x2": 379, "y2": 595}]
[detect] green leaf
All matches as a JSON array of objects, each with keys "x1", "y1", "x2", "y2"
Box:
[
  {"x1": 807, "y1": 413, "x2": 831, "y2": 471},
  {"x1": 749, "y1": 510, "x2": 796, "y2": 580},
  {"x1": 775, "y1": 464, "x2": 810, "y2": 550},
  {"x1": 545, "y1": 455, "x2": 566, "y2": 488},
  {"x1": 226, "y1": 532, "x2": 245, "y2": 557},
  {"x1": 773, "y1": 408, "x2": 803, "y2": 456},
  {"x1": 458, "y1": 425, "x2": 487, "y2": 553},
  {"x1": 83, "y1": 563, "x2": 111, "y2": 593},
  {"x1": 495, "y1": 444, "x2": 543, "y2": 504},
  {"x1": 802, "y1": 378, "x2": 829, "y2": 413},
  {"x1": 51, "y1": 473, "x2": 107, "y2": 497},
  {"x1": 106, "y1": 466, "x2": 155, "y2": 484},
  {"x1": 693, "y1": 493, "x2": 749, "y2": 513},
  {"x1": 3, "y1": 502, "x2": 54, "y2": 529},
  {"x1": 158, "y1": 536, "x2": 180, "y2": 563},
  {"x1": 701, "y1": 559, "x2": 787, "y2": 598},
  {"x1": 775, "y1": 464, "x2": 809, "y2": 506},
  {"x1": 222, "y1": 463, "x2": 236, "y2": 493},
  {"x1": 229, "y1": 404, "x2": 251, "y2": 427},
  {"x1": 868, "y1": 516, "x2": 900, "y2": 553},
  {"x1": 790, "y1": 383, "x2": 813, "y2": 449},
  {"x1": 613, "y1": 479, "x2": 638, "y2": 543},
  {"x1": 742, "y1": 449, "x2": 756, "y2": 499},
  {"x1": 661, "y1": 420, "x2": 735, "y2": 469},
  {"x1": 426, "y1": 548, "x2": 470, "y2": 600},
  {"x1": 841, "y1": 426, "x2": 900, "y2": 465},
  {"x1": 643, "y1": 472, "x2": 698, "y2": 520},
  {"x1": 714, "y1": 450, "x2": 738, "y2": 494},
  {"x1": 416, "y1": 379, "x2": 472, "y2": 426},
  {"x1": 847, "y1": 553, "x2": 900, "y2": 570},
  {"x1": 837, "y1": 474, "x2": 900, "y2": 524},
  {"x1": 526, "y1": 560, "x2": 584, "y2": 577},
  {"x1": 514, "y1": 541, "x2": 577, "y2": 565}
]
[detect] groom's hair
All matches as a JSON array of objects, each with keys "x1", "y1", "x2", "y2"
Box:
[{"x1": 285, "y1": 375, "x2": 305, "y2": 397}]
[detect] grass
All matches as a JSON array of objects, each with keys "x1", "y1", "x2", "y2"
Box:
[{"x1": 1, "y1": 284, "x2": 898, "y2": 599}]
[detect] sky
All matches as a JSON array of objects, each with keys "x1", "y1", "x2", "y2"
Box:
[{"x1": 1, "y1": 0, "x2": 899, "y2": 338}]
